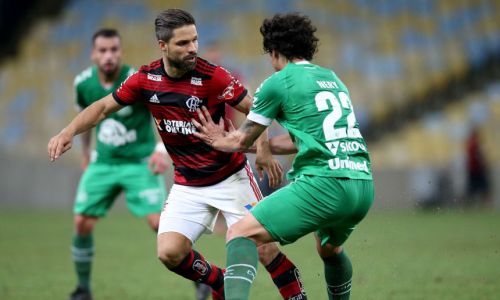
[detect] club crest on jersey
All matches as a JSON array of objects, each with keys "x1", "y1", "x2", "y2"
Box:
[
  {"x1": 147, "y1": 73, "x2": 162, "y2": 81},
  {"x1": 186, "y1": 96, "x2": 202, "y2": 112},
  {"x1": 190, "y1": 77, "x2": 202, "y2": 86}
]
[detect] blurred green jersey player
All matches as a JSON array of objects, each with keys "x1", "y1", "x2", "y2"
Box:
[
  {"x1": 192, "y1": 13, "x2": 374, "y2": 300},
  {"x1": 68, "y1": 28, "x2": 169, "y2": 300}
]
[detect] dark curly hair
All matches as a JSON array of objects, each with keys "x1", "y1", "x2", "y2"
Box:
[{"x1": 260, "y1": 13, "x2": 318, "y2": 61}]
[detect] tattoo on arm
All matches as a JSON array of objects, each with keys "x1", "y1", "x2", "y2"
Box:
[{"x1": 239, "y1": 119, "x2": 266, "y2": 147}]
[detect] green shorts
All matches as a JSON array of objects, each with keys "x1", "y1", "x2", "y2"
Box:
[
  {"x1": 74, "y1": 162, "x2": 167, "y2": 217},
  {"x1": 251, "y1": 175, "x2": 374, "y2": 246}
]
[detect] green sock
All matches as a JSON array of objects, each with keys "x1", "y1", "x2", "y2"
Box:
[
  {"x1": 225, "y1": 237, "x2": 258, "y2": 300},
  {"x1": 71, "y1": 234, "x2": 94, "y2": 289},
  {"x1": 323, "y1": 250, "x2": 352, "y2": 300}
]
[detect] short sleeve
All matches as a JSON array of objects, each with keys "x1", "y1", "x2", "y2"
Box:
[
  {"x1": 112, "y1": 70, "x2": 142, "y2": 105},
  {"x1": 212, "y1": 66, "x2": 247, "y2": 106},
  {"x1": 247, "y1": 75, "x2": 282, "y2": 126}
]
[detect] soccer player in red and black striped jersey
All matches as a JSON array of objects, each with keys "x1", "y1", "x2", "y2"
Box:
[
  {"x1": 48, "y1": 8, "x2": 307, "y2": 300},
  {"x1": 114, "y1": 53, "x2": 246, "y2": 187}
]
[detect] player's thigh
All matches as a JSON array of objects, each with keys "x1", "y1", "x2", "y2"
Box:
[
  {"x1": 158, "y1": 163, "x2": 262, "y2": 241},
  {"x1": 158, "y1": 184, "x2": 218, "y2": 243},
  {"x1": 316, "y1": 179, "x2": 374, "y2": 247},
  {"x1": 210, "y1": 162, "x2": 263, "y2": 227},
  {"x1": 74, "y1": 163, "x2": 121, "y2": 217},
  {"x1": 120, "y1": 163, "x2": 167, "y2": 217},
  {"x1": 250, "y1": 178, "x2": 324, "y2": 245},
  {"x1": 251, "y1": 176, "x2": 374, "y2": 245}
]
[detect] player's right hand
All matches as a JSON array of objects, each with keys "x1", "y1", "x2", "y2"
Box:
[
  {"x1": 48, "y1": 129, "x2": 74, "y2": 162},
  {"x1": 148, "y1": 151, "x2": 169, "y2": 174},
  {"x1": 255, "y1": 153, "x2": 284, "y2": 189}
]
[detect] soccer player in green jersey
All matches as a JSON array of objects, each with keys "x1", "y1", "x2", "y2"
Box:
[
  {"x1": 67, "y1": 28, "x2": 170, "y2": 300},
  {"x1": 193, "y1": 13, "x2": 374, "y2": 300}
]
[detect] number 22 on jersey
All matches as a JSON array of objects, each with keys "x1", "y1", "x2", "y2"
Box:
[{"x1": 314, "y1": 91, "x2": 362, "y2": 154}]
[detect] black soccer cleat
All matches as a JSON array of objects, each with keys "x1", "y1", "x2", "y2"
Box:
[
  {"x1": 68, "y1": 286, "x2": 93, "y2": 300},
  {"x1": 194, "y1": 282, "x2": 212, "y2": 300}
]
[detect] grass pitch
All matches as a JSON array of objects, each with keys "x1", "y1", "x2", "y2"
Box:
[{"x1": 0, "y1": 208, "x2": 499, "y2": 299}]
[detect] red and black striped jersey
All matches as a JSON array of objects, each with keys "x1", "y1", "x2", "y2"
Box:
[{"x1": 113, "y1": 57, "x2": 247, "y2": 186}]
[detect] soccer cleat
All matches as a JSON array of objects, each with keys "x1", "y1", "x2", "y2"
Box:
[
  {"x1": 68, "y1": 286, "x2": 93, "y2": 300},
  {"x1": 194, "y1": 282, "x2": 212, "y2": 300}
]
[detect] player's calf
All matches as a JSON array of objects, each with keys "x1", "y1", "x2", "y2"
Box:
[
  {"x1": 318, "y1": 244, "x2": 352, "y2": 300},
  {"x1": 158, "y1": 232, "x2": 225, "y2": 294},
  {"x1": 170, "y1": 250, "x2": 225, "y2": 295},
  {"x1": 260, "y1": 243, "x2": 307, "y2": 300}
]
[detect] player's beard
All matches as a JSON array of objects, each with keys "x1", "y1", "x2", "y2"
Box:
[
  {"x1": 168, "y1": 55, "x2": 197, "y2": 72},
  {"x1": 99, "y1": 62, "x2": 119, "y2": 79}
]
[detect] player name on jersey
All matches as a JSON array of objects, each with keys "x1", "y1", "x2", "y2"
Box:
[{"x1": 316, "y1": 80, "x2": 339, "y2": 89}]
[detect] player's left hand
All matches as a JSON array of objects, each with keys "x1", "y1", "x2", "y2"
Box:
[
  {"x1": 255, "y1": 150, "x2": 284, "y2": 189},
  {"x1": 192, "y1": 106, "x2": 227, "y2": 147},
  {"x1": 148, "y1": 151, "x2": 169, "y2": 174}
]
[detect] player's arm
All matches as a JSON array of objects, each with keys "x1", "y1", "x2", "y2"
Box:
[
  {"x1": 233, "y1": 94, "x2": 283, "y2": 187},
  {"x1": 269, "y1": 134, "x2": 297, "y2": 154},
  {"x1": 48, "y1": 94, "x2": 123, "y2": 161},
  {"x1": 246, "y1": 134, "x2": 298, "y2": 155}
]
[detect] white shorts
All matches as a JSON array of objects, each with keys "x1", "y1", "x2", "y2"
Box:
[{"x1": 158, "y1": 162, "x2": 263, "y2": 243}]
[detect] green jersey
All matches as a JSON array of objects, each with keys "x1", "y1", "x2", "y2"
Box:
[
  {"x1": 74, "y1": 65, "x2": 155, "y2": 163},
  {"x1": 248, "y1": 61, "x2": 372, "y2": 180}
]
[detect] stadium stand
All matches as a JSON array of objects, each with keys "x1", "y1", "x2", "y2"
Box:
[{"x1": 0, "y1": 0, "x2": 499, "y2": 206}]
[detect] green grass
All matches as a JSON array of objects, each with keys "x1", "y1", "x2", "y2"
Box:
[{"x1": 1, "y1": 208, "x2": 499, "y2": 299}]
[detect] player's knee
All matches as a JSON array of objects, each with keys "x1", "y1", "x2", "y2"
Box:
[
  {"x1": 317, "y1": 242, "x2": 342, "y2": 258},
  {"x1": 74, "y1": 215, "x2": 97, "y2": 235},
  {"x1": 227, "y1": 216, "x2": 272, "y2": 246},
  {"x1": 157, "y1": 244, "x2": 186, "y2": 268},
  {"x1": 157, "y1": 234, "x2": 191, "y2": 269},
  {"x1": 226, "y1": 224, "x2": 241, "y2": 241},
  {"x1": 226, "y1": 219, "x2": 250, "y2": 241}
]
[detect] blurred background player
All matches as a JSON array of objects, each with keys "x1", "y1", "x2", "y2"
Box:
[
  {"x1": 67, "y1": 28, "x2": 171, "y2": 300},
  {"x1": 193, "y1": 13, "x2": 374, "y2": 300},
  {"x1": 465, "y1": 125, "x2": 492, "y2": 206}
]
